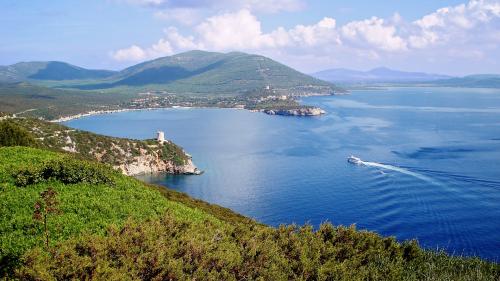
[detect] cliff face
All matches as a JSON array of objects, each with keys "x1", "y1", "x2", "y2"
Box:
[
  {"x1": 117, "y1": 146, "x2": 201, "y2": 176},
  {"x1": 8, "y1": 118, "x2": 200, "y2": 176}
]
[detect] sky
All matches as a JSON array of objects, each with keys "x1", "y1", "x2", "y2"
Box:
[{"x1": 1, "y1": 0, "x2": 499, "y2": 75}]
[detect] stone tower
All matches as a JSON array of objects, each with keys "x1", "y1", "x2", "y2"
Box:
[{"x1": 157, "y1": 131, "x2": 165, "y2": 144}]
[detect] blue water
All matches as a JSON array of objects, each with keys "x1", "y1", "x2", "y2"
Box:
[{"x1": 65, "y1": 87, "x2": 500, "y2": 260}]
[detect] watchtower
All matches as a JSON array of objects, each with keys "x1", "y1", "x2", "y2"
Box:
[{"x1": 157, "y1": 131, "x2": 165, "y2": 144}]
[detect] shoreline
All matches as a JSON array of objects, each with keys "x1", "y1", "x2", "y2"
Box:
[
  {"x1": 50, "y1": 106, "x2": 242, "y2": 123},
  {"x1": 50, "y1": 92, "x2": 344, "y2": 122}
]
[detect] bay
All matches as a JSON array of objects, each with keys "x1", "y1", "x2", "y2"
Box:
[{"x1": 65, "y1": 87, "x2": 500, "y2": 260}]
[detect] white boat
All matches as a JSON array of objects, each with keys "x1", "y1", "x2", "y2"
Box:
[{"x1": 347, "y1": 155, "x2": 363, "y2": 165}]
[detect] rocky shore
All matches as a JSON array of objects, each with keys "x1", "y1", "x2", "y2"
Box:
[
  {"x1": 261, "y1": 107, "x2": 326, "y2": 116},
  {"x1": 9, "y1": 118, "x2": 202, "y2": 177}
]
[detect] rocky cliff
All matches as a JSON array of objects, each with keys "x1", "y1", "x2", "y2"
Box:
[
  {"x1": 116, "y1": 143, "x2": 201, "y2": 176},
  {"x1": 7, "y1": 118, "x2": 200, "y2": 176}
]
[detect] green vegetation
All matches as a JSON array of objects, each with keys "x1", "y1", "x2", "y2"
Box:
[
  {"x1": 0, "y1": 120, "x2": 39, "y2": 147},
  {"x1": 71, "y1": 51, "x2": 339, "y2": 95},
  {"x1": 0, "y1": 82, "x2": 138, "y2": 120},
  {"x1": 0, "y1": 51, "x2": 343, "y2": 120},
  {"x1": 0, "y1": 146, "x2": 498, "y2": 280},
  {"x1": 0, "y1": 147, "x2": 207, "y2": 276},
  {"x1": 8, "y1": 118, "x2": 189, "y2": 172},
  {"x1": 13, "y1": 157, "x2": 116, "y2": 187}
]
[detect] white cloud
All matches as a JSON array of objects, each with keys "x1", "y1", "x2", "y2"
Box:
[
  {"x1": 195, "y1": 9, "x2": 270, "y2": 50},
  {"x1": 341, "y1": 17, "x2": 407, "y2": 51},
  {"x1": 112, "y1": 0, "x2": 500, "y2": 74},
  {"x1": 111, "y1": 45, "x2": 147, "y2": 61}
]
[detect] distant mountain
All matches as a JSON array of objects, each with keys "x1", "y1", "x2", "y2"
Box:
[
  {"x1": 74, "y1": 50, "x2": 340, "y2": 94},
  {"x1": 312, "y1": 67, "x2": 452, "y2": 83},
  {"x1": 0, "y1": 61, "x2": 116, "y2": 82},
  {"x1": 430, "y1": 74, "x2": 500, "y2": 88}
]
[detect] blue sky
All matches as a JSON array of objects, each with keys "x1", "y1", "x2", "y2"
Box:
[{"x1": 1, "y1": 0, "x2": 499, "y2": 75}]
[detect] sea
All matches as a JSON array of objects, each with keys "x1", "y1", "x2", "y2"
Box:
[{"x1": 65, "y1": 87, "x2": 500, "y2": 260}]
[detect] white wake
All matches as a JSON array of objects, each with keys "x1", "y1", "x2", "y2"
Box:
[{"x1": 356, "y1": 159, "x2": 441, "y2": 185}]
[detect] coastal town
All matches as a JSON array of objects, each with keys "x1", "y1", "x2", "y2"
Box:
[{"x1": 43, "y1": 85, "x2": 339, "y2": 122}]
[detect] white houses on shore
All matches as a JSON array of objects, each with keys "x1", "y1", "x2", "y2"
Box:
[{"x1": 157, "y1": 131, "x2": 165, "y2": 144}]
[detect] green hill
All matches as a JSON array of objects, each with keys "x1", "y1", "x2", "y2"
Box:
[
  {"x1": 2, "y1": 118, "x2": 197, "y2": 176},
  {"x1": 72, "y1": 50, "x2": 340, "y2": 94},
  {"x1": 0, "y1": 145, "x2": 498, "y2": 279},
  {"x1": 0, "y1": 61, "x2": 116, "y2": 82},
  {"x1": 0, "y1": 82, "x2": 137, "y2": 120}
]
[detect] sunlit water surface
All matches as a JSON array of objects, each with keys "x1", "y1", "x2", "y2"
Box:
[{"x1": 65, "y1": 87, "x2": 500, "y2": 260}]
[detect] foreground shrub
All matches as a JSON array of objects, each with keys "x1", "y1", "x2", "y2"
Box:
[
  {"x1": 14, "y1": 158, "x2": 116, "y2": 187},
  {"x1": 16, "y1": 213, "x2": 500, "y2": 281},
  {"x1": 0, "y1": 120, "x2": 38, "y2": 147}
]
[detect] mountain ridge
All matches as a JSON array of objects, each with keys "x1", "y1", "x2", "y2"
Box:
[
  {"x1": 0, "y1": 61, "x2": 116, "y2": 82},
  {"x1": 1, "y1": 51, "x2": 341, "y2": 95},
  {"x1": 74, "y1": 50, "x2": 339, "y2": 94}
]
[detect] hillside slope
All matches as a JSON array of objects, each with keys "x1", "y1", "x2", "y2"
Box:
[
  {"x1": 2, "y1": 118, "x2": 199, "y2": 176},
  {"x1": 0, "y1": 147, "x2": 498, "y2": 280},
  {"x1": 0, "y1": 61, "x2": 116, "y2": 82},
  {"x1": 0, "y1": 82, "x2": 137, "y2": 120}
]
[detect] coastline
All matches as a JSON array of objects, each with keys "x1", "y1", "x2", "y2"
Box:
[{"x1": 50, "y1": 92, "x2": 346, "y2": 122}]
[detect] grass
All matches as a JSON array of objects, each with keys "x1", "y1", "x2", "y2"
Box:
[
  {"x1": 0, "y1": 147, "x2": 216, "y2": 276},
  {"x1": 0, "y1": 146, "x2": 498, "y2": 280}
]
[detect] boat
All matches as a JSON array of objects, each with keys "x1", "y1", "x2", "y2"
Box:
[{"x1": 347, "y1": 155, "x2": 363, "y2": 165}]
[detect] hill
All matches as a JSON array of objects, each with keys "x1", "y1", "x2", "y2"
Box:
[
  {"x1": 0, "y1": 146, "x2": 498, "y2": 279},
  {"x1": 2, "y1": 118, "x2": 199, "y2": 176},
  {"x1": 313, "y1": 67, "x2": 451, "y2": 83},
  {"x1": 71, "y1": 50, "x2": 340, "y2": 95},
  {"x1": 0, "y1": 82, "x2": 138, "y2": 120},
  {"x1": 429, "y1": 74, "x2": 500, "y2": 88},
  {"x1": 0, "y1": 61, "x2": 116, "y2": 82}
]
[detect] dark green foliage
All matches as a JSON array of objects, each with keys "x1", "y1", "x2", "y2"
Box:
[
  {"x1": 159, "y1": 142, "x2": 188, "y2": 166},
  {"x1": 14, "y1": 158, "x2": 116, "y2": 187},
  {"x1": 16, "y1": 213, "x2": 500, "y2": 280},
  {"x1": 0, "y1": 120, "x2": 38, "y2": 147}
]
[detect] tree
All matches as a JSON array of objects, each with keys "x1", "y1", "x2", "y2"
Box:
[
  {"x1": 0, "y1": 120, "x2": 38, "y2": 147},
  {"x1": 33, "y1": 188, "x2": 61, "y2": 248}
]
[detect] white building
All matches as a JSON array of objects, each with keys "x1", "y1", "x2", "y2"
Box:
[{"x1": 157, "y1": 131, "x2": 165, "y2": 144}]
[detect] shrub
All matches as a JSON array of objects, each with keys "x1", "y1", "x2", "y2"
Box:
[
  {"x1": 160, "y1": 142, "x2": 188, "y2": 166},
  {"x1": 0, "y1": 120, "x2": 38, "y2": 147},
  {"x1": 14, "y1": 158, "x2": 116, "y2": 187},
  {"x1": 15, "y1": 214, "x2": 500, "y2": 281}
]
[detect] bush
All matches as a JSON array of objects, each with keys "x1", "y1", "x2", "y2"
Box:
[
  {"x1": 14, "y1": 158, "x2": 116, "y2": 187},
  {"x1": 0, "y1": 120, "x2": 38, "y2": 147},
  {"x1": 15, "y1": 213, "x2": 500, "y2": 281}
]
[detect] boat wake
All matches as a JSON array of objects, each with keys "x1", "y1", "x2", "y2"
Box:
[{"x1": 348, "y1": 156, "x2": 441, "y2": 185}]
